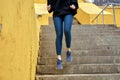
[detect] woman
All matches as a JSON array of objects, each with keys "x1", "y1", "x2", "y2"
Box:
[{"x1": 47, "y1": 0, "x2": 78, "y2": 69}]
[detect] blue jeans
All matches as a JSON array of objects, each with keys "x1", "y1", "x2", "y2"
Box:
[{"x1": 53, "y1": 14, "x2": 73, "y2": 55}]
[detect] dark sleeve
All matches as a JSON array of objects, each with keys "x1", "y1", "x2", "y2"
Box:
[
  {"x1": 47, "y1": 0, "x2": 51, "y2": 5},
  {"x1": 70, "y1": 0, "x2": 79, "y2": 9},
  {"x1": 47, "y1": 0, "x2": 53, "y2": 13}
]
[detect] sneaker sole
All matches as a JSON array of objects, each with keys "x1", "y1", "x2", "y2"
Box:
[
  {"x1": 67, "y1": 57, "x2": 72, "y2": 62},
  {"x1": 56, "y1": 67, "x2": 63, "y2": 70}
]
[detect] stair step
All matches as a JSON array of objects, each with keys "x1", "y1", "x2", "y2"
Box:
[
  {"x1": 37, "y1": 64, "x2": 120, "y2": 74},
  {"x1": 40, "y1": 48, "x2": 120, "y2": 53},
  {"x1": 40, "y1": 45, "x2": 109, "y2": 49},
  {"x1": 36, "y1": 74, "x2": 120, "y2": 80},
  {"x1": 39, "y1": 49, "x2": 120, "y2": 57},
  {"x1": 41, "y1": 25, "x2": 116, "y2": 29},
  {"x1": 40, "y1": 40, "x2": 120, "y2": 46},
  {"x1": 40, "y1": 26, "x2": 120, "y2": 33},
  {"x1": 41, "y1": 30, "x2": 120, "y2": 34},
  {"x1": 40, "y1": 35, "x2": 120, "y2": 41},
  {"x1": 41, "y1": 28, "x2": 120, "y2": 34},
  {"x1": 38, "y1": 56, "x2": 120, "y2": 65},
  {"x1": 40, "y1": 35, "x2": 120, "y2": 40}
]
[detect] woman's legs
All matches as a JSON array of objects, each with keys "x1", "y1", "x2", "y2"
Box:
[
  {"x1": 53, "y1": 16, "x2": 63, "y2": 60},
  {"x1": 53, "y1": 14, "x2": 73, "y2": 56},
  {"x1": 53, "y1": 16, "x2": 64, "y2": 69},
  {"x1": 53, "y1": 14, "x2": 73, "y2": 69},
  {"x1": 64, "y1": 14, "x2": 73, "y2": 62},
  {"x1": 64, "y1": 14, "x2": 73, "y2": 50}
]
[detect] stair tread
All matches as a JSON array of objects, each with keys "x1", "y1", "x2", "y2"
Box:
[
  {"x1": 37, "y1": 64, "x2": 120, "y2": 74},
  {"x1": 36, "y1": 73, "x2": 120, "y2": 77},
  {"x1": 38, "y1": 56, "x2": 120, "y2": 65},
  {"x1": 36, "y1": 74, "x2": 120, "y2": 80}
]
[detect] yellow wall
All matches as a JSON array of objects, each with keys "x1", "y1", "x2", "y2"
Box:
[
  {"x1": 89, "y1": 14, "x2": 113, "y2": 24},
  {"x1": 75, "y1": 8, "x2": 90, "y2": 24},
  {"x1": 37, "y1": 13, "x2": 52, "y2": 25},
  {"x1": 0, "y1": 0, "x2": 39, "y2": 80},
  {"x1": 0, "y1": 2, "x2": 2, "y2": 24},
  {"x1": 34, "y1": 0, "x2": 46, "y2": 3},
  {"x1": 34, "y1": 0, "x2": 84, "y2": 3},
  {"x1": 75, "y1": 3, "x2": 113, "y2": 25},
  {"x1": 34, "y1": 3, "x2": 51, "y2": 25},
  {"x1": 78, "y1": 0, "x2": 85, "y2": 3},
  {"x1": 0, "y1": 17, "x2": 2, "y2": 24},
  {"x1": 105, "y1": 7, "x2": 120, "y2": 27},
  {"x1": 75, "y1": 3, "x2": 119, "y2": 26},
  {"x1": 38, "y1": 15, "x2": 49, "y2": 25}
]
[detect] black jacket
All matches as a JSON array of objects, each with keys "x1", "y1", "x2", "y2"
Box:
[{"x1": 47, "y1": 0, "x2": 78, "y2": 16}]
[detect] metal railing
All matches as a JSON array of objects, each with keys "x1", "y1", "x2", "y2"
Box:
[{"x1": 91, "y1": 2, "x2": 120, "y2": 26}]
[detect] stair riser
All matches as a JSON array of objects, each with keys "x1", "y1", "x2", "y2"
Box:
[
  {"x1": 37, "y1": 64, "x2": 120, "y2": 74},
  {"x1": 41, "y1": 26, "x2": 120, "y2": 32},
  {"x1": 40, "y1": 43, "x2": 120, "y2": 50},
  {"x1": 41, "y1": 26, "x2": 117, "y2": 31},
  {"x1": 36, "y1": 75, "x2": 120, "y2": 80},
  {"x1": 38, "y1": 56, "x2": 120, "y2": 65},
  {"x1": 41, "y1": 36, "x2": 120, "y2": 41},
  {"x1": 40, "y1": 36, "x2": 120, "y2": 42},
  {"x1": 40, "y1": 32, "x2": 120, "y2": 35},
  {"x1": 39, "y1": 49, "x2": 120, "y2": 57}
]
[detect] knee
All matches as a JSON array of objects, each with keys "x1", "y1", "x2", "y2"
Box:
[
  {"x1": 56, "y1": 32, "x2": 62, "y2": 38},
  {"x1": 64, "y1": 29, "x2": 70, "y2": 35}
]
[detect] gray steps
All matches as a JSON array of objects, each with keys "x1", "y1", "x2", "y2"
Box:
[
  {"x1": 36, "y1": 24, "x2": 120, "y2": 80},
  {"x1": 41, "y1": 25, "x2": 120, "y2": 33},
  {"x1": 39, "y1": 49, "x2": 120, "y2": 57},
  {"x1": 36, "y1": 74, "x2": 120, "y2": 80},
  {"x1": 38, "y1": 56, "x2": 120, "y2": 65},
  {"x1": 40, "y1": 44, "x2": 120, "y2": 50},
  {"x1": 37, "y1": 64, "x2": 120, "y2": 74}
]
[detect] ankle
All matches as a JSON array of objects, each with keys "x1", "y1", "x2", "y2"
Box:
[
  {"x1": 67, "y1": 48, "x2": 71, "y2": 52},
  {"x1": 57, "y1": 55, "x2": 62, "y2": 60}
]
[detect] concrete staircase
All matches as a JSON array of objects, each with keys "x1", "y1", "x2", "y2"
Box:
[{"x1": 35, "y1": 24, "x2": 120, "y2": 80}]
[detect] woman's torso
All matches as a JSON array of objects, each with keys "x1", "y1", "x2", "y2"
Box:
[{"x1": 52, "y1": 0, "x2": 76, "y2": 16}]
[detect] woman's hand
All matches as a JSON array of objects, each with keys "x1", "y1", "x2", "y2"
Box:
[
  {"x1": 47, "y1": 5, "x2": 51, "y2": 11},
  {"x1": 70, "y1": 4, "x2": 76, "y2": 10}
]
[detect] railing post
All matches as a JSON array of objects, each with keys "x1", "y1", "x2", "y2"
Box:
[
  {"x1": 112, "y1": 4, "x2": 116, "y2": 26},
  {"x1": 102, "y1": 11, "x2": 104, "y2": 25}
]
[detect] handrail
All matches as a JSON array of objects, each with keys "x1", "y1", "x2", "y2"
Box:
[
  {"x1": 91, "y1": 3, "x2": 109, "y2": 23},
  {"x1": 91, "y1": 2, "x2": 120, "y2": 26},
  {"x1": 109, "y1": 3, "x2": 120, "y2": 6}
]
